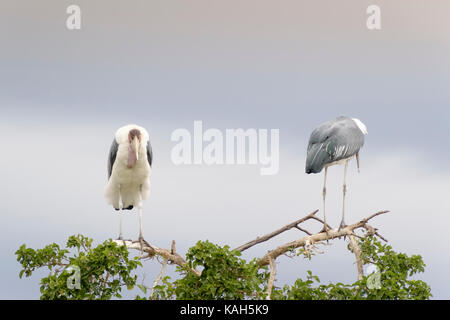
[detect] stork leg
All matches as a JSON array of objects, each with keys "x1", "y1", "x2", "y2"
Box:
[
  {"x1": 138, "y1": 186, "x2": 144, "y2": 241},
  {"x1": 320, "y1": 166, "x2": 330, "y2": 236},
  {"x1": 138, "y1": 206, "x2": 143, "y2": 241},
  {"x1": 118, "y1": 208, "x2": 124, "y2": 240},
  {"x1": 135, "y1": 206, "x2": 143, "y2": 257},
  {"x1": 339, "y1": 159, "x2": 349, "y2": 231},
  {"x1": 356, "y1": 152, "x2": 360, "y2": 173},
  {"x1": 137, "y1": 189, "x2": 145, "y2": 256},
  {"x1": 117, "y1": 185, "x2": 124, "y2": 240}
]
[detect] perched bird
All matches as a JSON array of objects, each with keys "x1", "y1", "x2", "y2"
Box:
[
  {"x1": 305, "y1": 116, "x2": 368, "y2": 233},
  {"x1": 105, "y1": 124, "x2": 153, "y2": 241}
]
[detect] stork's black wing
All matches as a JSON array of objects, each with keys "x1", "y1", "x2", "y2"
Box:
[
  {"x1": 146, "y1": 139, "x2": 153, "y2": 167},
  {"x1": 107, "y1": 138, "x2": 119, "y2": 179}
]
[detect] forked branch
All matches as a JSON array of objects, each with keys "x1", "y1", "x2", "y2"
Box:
[
  {"x1": 234, "y1": 210, "x2": 319, "y2": 252},
  {"x1": 257, "y1": 210, "x2": 389, "y2": 267},
  {"x1": 113, "y1": 239, "x2": 201, "y2": 276}
]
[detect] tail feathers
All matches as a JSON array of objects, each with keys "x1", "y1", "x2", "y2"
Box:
[
  {"x1": 114, "y1": 205, "x2": 134, "y2": 211},
  {"x1": 105, "y1": 181, "x2": 120, "y2": 209},
  {"x1": 106, "y1": 181, "x2": 148, "y2": 210},
  {"x1": 105, "y1": 183, "x2": 136, "y2": 211}
]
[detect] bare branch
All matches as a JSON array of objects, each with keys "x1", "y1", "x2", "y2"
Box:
[
  {"x1": 234, "y1": 210, "x2": 319, "y2": 252},
  {"x1": 362, "y1": 210, "x2": 390, "y2": 223},
  {"x1": 113, "y1": 239, "x2": 201, "y2": 276},
  {"x1": 310, "y1": 215, "x2": 333, "y2": 231},
  {"x1": 374, "y1": 231, "x2": 388, "y2": 242},
  {"x1": 364, "y1": 222, "x2": 389, "y2": 242},
  {"x1": 112, "y1": 210, "x2": 389, "y2": 283},
  {"x1": 257, "y1": 210, "x2": 390, "y2": 267},
  {"x1": 295, "y1": 226, "x2": 312, "y2": 235},
  {"x1": 348, "y1": 235, "x2": 363, "y2": 281},
  {"x1": 150, "y1": 257, "x2": 168, "y2": 299},
  {"x1": 171, "y1": 240, "x2": 176, "y2": 255},
  {"x1": 266, "y1": 256, "x2": 277, "y2": 300}
]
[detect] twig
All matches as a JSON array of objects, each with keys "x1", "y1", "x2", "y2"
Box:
[
  {"x1": 374, "y1": 231, "x2": 388, "y2": 242},
  {"x1": 364, "y1": 223, "x2": 388, "y2": 242},
  {"x1": 310, "y1": 216, "x2": 333, "y2": 231},
  {"x1": 362, "y1": 210, "x2": 389, "y2": 223},
  {"x1": 150, "y1": 257, "x2": 168, "y2": 299},
  {"x1": 171, "y1": 240, "x2": 176, "y2": 255},
  {"x1": 295, "y1": 226, "x2": 312, "y2": 235}
]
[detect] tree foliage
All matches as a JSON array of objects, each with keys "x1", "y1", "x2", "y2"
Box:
[
  {"x1": 271, "y1": 236, "x2": 431, "y2": 300},
  {"x1": 16, "y1": 235, "x2": 141, "y2": 299},
  {"x1": 16, "y1": 235, "x2": 431, "y2": 300},
  {"x1": 150, "y1": 240, "x2": 269, "y2": 300}
]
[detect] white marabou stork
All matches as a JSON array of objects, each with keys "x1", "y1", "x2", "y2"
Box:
[
  {"x1": 105, "y1": 124, "x2": 153, "y2": 241},
  {"x1": 305, "y1": 116, "x2": 368, "y2": 234}
]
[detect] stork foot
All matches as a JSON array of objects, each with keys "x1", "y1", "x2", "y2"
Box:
[
  {"x1": 338, "y1": 221, "x2": 348, "y2": 240},
  {"x1": 138, "y1": 235, "x2": 150, "y2": 247},
  {"x1": 338, "y1": 221, "x2": 347, "y2": 231},
  {"x1": 319, "y1": 225, "x2": 332, "y2": 240},
  {"x1": 137, "y1": 235, "x2": 147, "y2": 258},
  {"x1": 115, "y1": 236, "x2": 132, "y2": 246}
]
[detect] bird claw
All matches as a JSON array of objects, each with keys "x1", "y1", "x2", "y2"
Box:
[
  {"x1": 138, "y1": 235, "x2": 151, "y2": 250},
  {"x1": 319, "y1": 225, "x2": 332, "y2": 241},
  {"x1": 338, "y1": 222, "x2": 348, "y2": 240},
  {"x1": 137, "y1": 236, "x2": 145, "y2": 258},
  {"x1": 338, "y1": 221, "x2": 347, "y2": 232},
  {"x1": 116, "y1": 237, "x2": 132, "y2": 243}
]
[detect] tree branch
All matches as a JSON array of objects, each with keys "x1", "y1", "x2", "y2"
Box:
[
  {"x1": 256, "y1": 210, "x2": 389, "y2": 267},
  {"x1": 113, "y1": 239, "x2": 201, "y2": 276},
  {"x1": 150, "y1": 257, "x2": 168, "y2": 299},
  {"x1": 266, "y1": 256, "x2": 277, "y2": 300},
  {"x1": 234, "y1": 210, "x2": 319, "y2": 252},
  {"x1": 348, "y1": 235, "x2": 363, "y2": 281},
  {"x1": 112, "y1": 210, "x2": 389, "y2": 282}
]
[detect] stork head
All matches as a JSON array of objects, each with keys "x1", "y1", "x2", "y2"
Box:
[
  {"x1": 127, "y1": 129, "x2": 142, "y2": 168},
  {"x1": 352, "y1": 118, "x2": 368, "y2": 135}
]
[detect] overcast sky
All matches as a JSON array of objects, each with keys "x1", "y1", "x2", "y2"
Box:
[{"x1": 1, "y1": 0, "x2": 449, "y2": 299}]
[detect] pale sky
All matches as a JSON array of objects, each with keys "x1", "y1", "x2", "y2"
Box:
[{"x1": 1, "y1": 0, "x2": 449, "y2": 299}]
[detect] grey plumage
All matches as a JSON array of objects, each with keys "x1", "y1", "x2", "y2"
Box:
[
  {"x1": 146, "y1": 140, "x2": 153, "y2": 167},
  {"x1": 306, "y1": 116, "x2": 365, "y2": 174},
  {"x1": 107, "y1": 138, "x2": 119, "y2": 179}
]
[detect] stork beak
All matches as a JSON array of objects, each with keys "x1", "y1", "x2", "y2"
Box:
[
  {"x1": 132, "y1": 136, "x2": 140, "y2": 161},
  {"x1": 127, "y1": 136, "x2": 140, "y2": 168}
]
